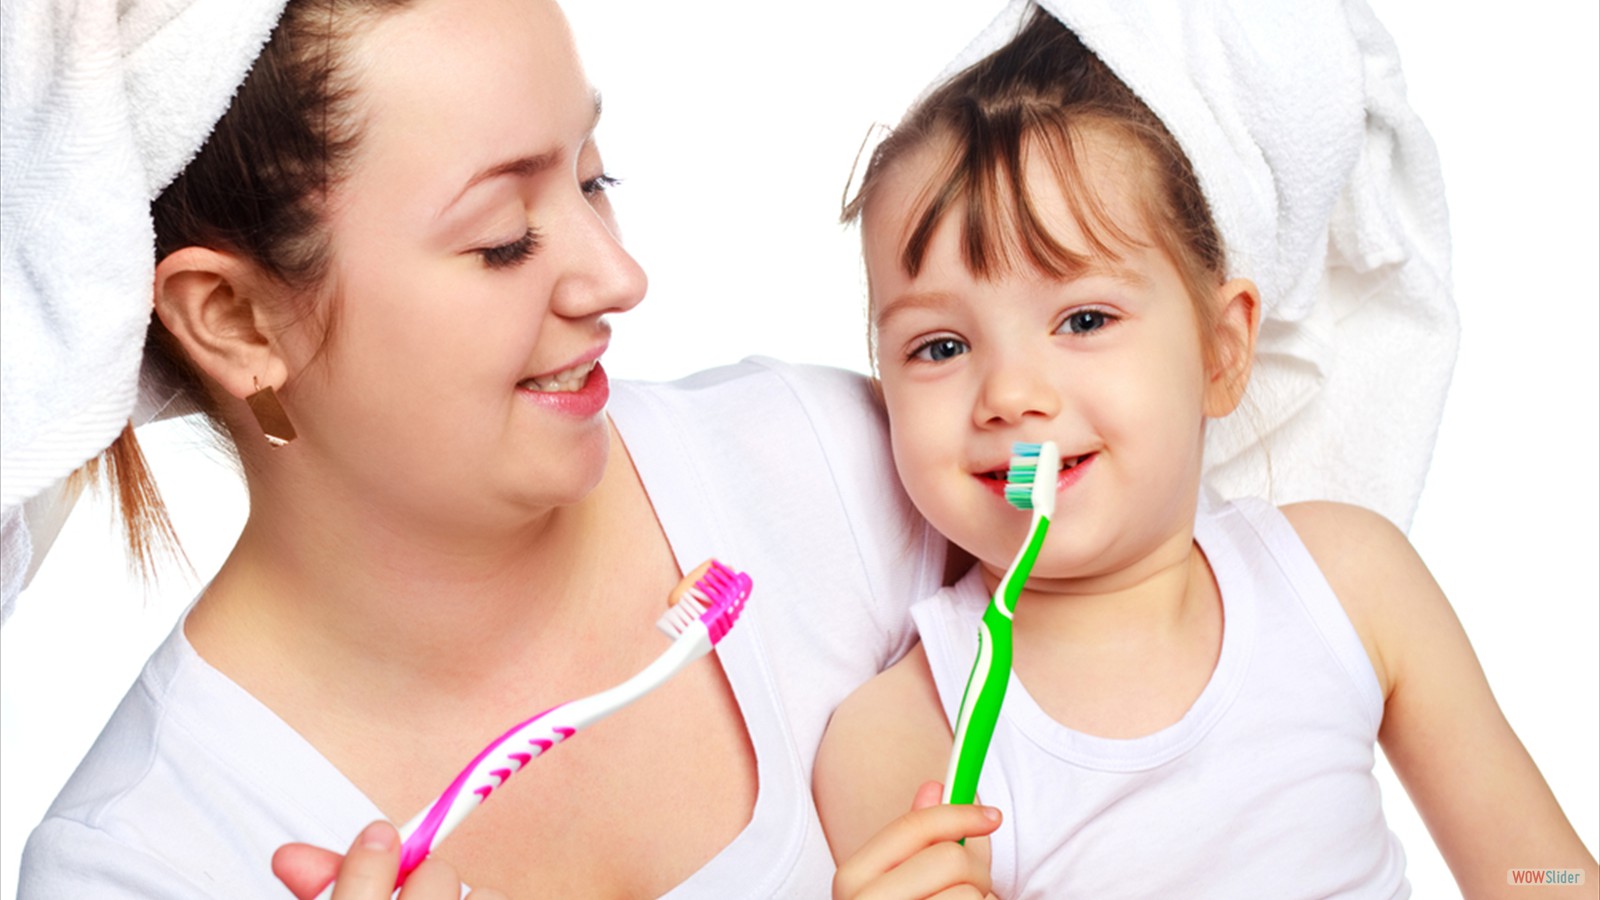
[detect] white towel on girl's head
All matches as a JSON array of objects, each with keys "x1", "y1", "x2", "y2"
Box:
[
  {"x1": 937, "y1": 0, "x2": 1456, "y2": 530},
  {"x1": 0, "y1": 0, "x2": 289, "y2": 621}
]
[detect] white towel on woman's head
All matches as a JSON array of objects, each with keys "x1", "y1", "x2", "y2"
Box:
[
  {"x1": 0, "y1": 0, "x2": 289, "y2": 620},
  {"x1": 935, "y1": 0, "x2": 1456, "y2": 529}
]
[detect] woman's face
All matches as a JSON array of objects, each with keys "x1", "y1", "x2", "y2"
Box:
[{"x1": 275, "y1": 0, "x2": 646, "y2": 533}]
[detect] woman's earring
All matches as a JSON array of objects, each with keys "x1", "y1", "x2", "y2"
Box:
[{"x1": 246, "y1": 377, "x2": 297, "y2": 447}]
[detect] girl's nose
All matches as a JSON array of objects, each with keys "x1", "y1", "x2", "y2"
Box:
[
  {"x1": 549, "y1": 198, "x2": 648, "y2": 320},
  {"x1": 974, "y1": 354, "x2": 1062, "y2": 428}
]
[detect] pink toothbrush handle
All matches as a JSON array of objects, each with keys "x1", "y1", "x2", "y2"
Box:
[{"x1": 396, "y1": 701, "x2": 577, "y2": 884}]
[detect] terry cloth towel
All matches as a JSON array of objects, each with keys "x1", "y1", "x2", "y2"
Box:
[
  {"x1": 0, "y1": 0, "x2": 289, "y2": 621},
  {"x1": 930, "y1": 0, "x2": 1457, "y2": 530}
]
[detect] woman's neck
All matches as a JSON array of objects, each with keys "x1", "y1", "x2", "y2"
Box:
[{"x1": 187, "y1": 423, "x2": 655, "y2": 702}]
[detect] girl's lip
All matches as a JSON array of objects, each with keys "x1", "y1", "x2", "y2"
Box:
[
  {"x1": 516, "y1": 359, "x2": 610, "y2": 419},
  {"x1": 975, "y1": 452, "x2": 1096, "y2": 500}
]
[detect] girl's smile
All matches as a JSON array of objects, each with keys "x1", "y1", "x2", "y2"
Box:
[
  {"x1": 974, "y1": 451, "x2": 1096, "y2": 502},
  {"x1": 865, "y1": 130, "x2": 1247, "y2": 586}
]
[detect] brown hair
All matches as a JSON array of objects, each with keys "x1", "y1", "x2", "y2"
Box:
[
  {"x1": 844, "y1": 7, "x2": 1227, "y2": 367},
  {"x1": 91, "y1": 0, "x2": 412, "y2": 578}
]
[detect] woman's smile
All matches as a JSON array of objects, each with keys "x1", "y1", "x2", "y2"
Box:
[{"x1": 515, "y1": 358, "x2": 610, "y2": 418}]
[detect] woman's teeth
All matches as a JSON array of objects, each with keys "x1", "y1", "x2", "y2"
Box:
[{"x1": 520, "y1": 360, "x2": 596, "y2": 393}]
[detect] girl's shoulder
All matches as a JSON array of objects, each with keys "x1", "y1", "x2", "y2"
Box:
[{"x1": 1277, "y1": 500, "x2": 1446, "y2": 702}]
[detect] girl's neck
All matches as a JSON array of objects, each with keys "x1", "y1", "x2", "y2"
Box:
[{"x1": 992, "y1": 523, "x2": 1213, "y2": 647}]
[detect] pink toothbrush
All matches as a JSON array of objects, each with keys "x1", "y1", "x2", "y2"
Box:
[{"x1": 393, "y1": 559, "x2": 753, "y2": 885}]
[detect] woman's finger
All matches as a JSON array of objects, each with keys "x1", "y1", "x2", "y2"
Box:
[
  {"x1": 327, "y1": 821, "x2": 406, "y2": 900},
  {"x1": 271, "y1": 840, "x2": 343, "y2": 900},
  {"x1": 397, "y1": 853, "x2": 461, "y2": 898}
]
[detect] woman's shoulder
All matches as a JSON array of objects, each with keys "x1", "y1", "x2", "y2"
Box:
[{"x1": 618, "y1": 356, "x2": 882, "y2": 432}]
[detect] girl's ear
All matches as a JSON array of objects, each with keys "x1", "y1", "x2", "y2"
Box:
[
  {"x1": 1204, "y1": 277, "x2": 1260, "y2": 418},
  {"x1": 153, "y1": 247, "x2": 290, "y2": 400}
]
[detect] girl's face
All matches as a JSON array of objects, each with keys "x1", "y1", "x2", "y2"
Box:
[
  {"x1": 274, "y1": 0, "x2": 646, "y2": 532},
  {"x1": 867, "y1": 133, "x2": 1232, "y2": 582}
]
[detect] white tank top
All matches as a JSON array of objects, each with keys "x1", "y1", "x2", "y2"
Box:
[{"x1": 912, "y1": 492, "x2": 1409, "y2": 898}]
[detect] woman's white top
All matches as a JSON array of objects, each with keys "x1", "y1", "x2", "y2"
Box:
[
  {"x1": 912, "y1": 493, "x2": 1409, "y2": 899},
  {"x1": 20, "y1": 358, "x2": 945, "y2": 898}
]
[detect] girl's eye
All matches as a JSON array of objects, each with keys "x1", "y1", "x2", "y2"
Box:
[
  {"x1": 1058, "y1": 309, "x2": 1116, "y2": 335},
  {"x1": 909, "y1": 336, "x2": 969, "y2": 363},
  {"x1": 582, "y1": 173, "x2": 621, "y2": 196},
  {"x1": 478, "y1": 228, "x2": 540, "y2": 270}
]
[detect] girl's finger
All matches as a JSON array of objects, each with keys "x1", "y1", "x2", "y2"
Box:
[
  {"x1": 909, "y1": 779, "x2": 946, "y2": 811},
  {"x1": 926, "y1": 887, "x2": 997, "y2": 900},
  {"x1": 854, "y1": 803, "x2": 1000, "y2": 874},
  {"x1": 853, "y1": 838, "x2": 993, "y2": 900},
  {"x1": 834, "y1": 803, "x2": 1000, "y2": 899}
]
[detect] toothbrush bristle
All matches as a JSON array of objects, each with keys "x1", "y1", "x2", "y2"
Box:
[
  {"x1": 655, "y1": 559, "x2": 752, "y2": 643},
  {"x1": 1004, "y1": 442, "x2": 1043, "y2": 510},
  {"x1": 1004, "y1": 440, "x2": 1060, "y2": 516}
]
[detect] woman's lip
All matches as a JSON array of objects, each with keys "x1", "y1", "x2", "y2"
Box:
[
  {"x1": 525, "y1": 341, "x2": 609, "y2": 382},
  {"x1": 516, "y1": 360, "x2": 610, "y2": 419},
  {"x1": 975, "y1": 452, "x2": 1095, "y2": 500}
]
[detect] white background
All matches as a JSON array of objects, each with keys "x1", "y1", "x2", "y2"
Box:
[{"x1": 3, "y1": 2, "x2": 1595, "y2": 896}]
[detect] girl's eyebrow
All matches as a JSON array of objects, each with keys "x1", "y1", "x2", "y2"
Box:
[
  {"x1": 874, "y1": 291, "x2": 955, "y2": 330},
  {"x1": 442, "y1": 92, "x2": 603, "y2": 214}
]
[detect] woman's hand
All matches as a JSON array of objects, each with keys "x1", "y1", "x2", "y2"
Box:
[
  {"x1": 832, "y1": 781, "x2": 1002, "y2": 900},
  {"x1": 273, "y1": 820, "x2": 506, "y2": 900}
]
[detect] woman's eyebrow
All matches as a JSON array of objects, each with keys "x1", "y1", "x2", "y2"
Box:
[{"x1": 443, "y1": 92, "x2": 603, "y2": 214}]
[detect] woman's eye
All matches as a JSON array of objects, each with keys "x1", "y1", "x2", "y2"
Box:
[
  {"x1": 910, "y1": 337, "x2": 969, "y2": 363},
  {"x1": 478, "y1": 228, "x2": 540, "y2": 270},
  {"x1": 1058, "y1": 309, "x2": 1115, "y2": 335},
  {"x1": 582, "y1": 173, "x2": 621, "y2": 196}
]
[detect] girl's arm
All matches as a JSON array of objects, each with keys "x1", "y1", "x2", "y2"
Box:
[
  {"x1": 1284, "y1": 501, "x2": 1596, "y2": 897},
  {"x1": 813, "y1": 643, "x2": 1001, "y2": 899}
]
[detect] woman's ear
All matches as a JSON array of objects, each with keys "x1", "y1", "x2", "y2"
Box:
[
  {"x1": 1204, "y1": 277, "x2": 1260, "y2": 418},
  {"x1": 153, "y1": 247, "x2": 288, "y2": 400}
]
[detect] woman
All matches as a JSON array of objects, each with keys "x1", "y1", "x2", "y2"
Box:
[{"x1": 15, "y1": 0, "x2": 944, "y2": 895}]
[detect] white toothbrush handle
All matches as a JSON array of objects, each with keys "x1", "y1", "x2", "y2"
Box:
[{"x1": 395, "y1": 625, "x2": 712, "y2": 878}]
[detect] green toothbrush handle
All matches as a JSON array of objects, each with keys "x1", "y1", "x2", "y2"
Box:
[
  {"x1": 944, "y1": 602, "x2": 1014, "y2": 806},
  {"x1": 942, "y1": 514, "x2": 1051, "y2": 807}
]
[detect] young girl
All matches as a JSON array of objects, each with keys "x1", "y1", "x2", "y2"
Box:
[
  {"x1": 814, "y1": 4, "x2": 1596, "y2": 897},
  {"x1": 11, "y1": 0, "x2": 945, "y2": 896}
]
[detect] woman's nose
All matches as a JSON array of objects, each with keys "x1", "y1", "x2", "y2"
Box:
[
  {"x1": 974, "y1": 353, "x2": 1062, "y2": 428},
  {"x1": 549, "y1": 199, "x2": 648, "y2": 320}
]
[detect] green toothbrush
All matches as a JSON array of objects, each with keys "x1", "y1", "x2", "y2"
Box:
[{"x1": 942, "y1": 440, "x2": 1060, "y2": 810}]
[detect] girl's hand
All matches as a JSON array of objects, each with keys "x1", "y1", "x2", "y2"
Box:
[
  {"x1": 832, "y1": 781, "x2": 1002, "y2": 900},
  {"x1": 272, "y1": 820, "x2": 506, "y2": 900}
]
